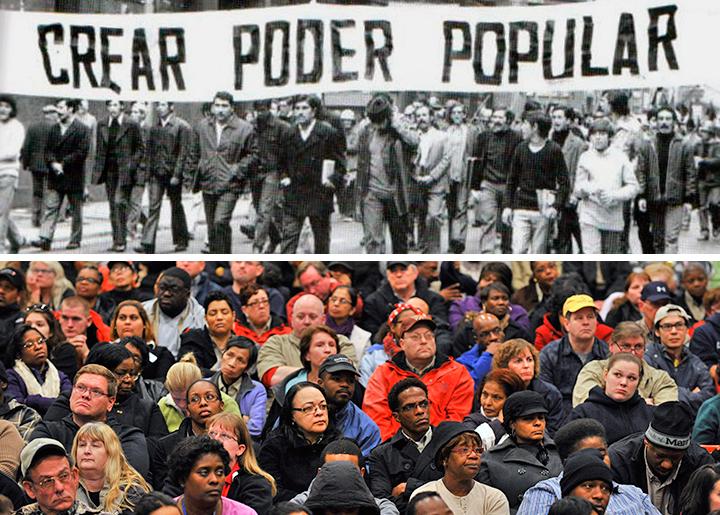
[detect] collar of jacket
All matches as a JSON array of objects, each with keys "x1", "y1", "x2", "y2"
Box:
[
  {"x1": 490, "y1": 434, "x2": 556, "y2": 457},
  {"x1": 391, "y1": 351, "x2": 450, "y2": 373},
  {"x1": 558, "y1": 335, "x2": 606, "y2": 358},
  {"x1": 282, "y1": 423, "x2": 338, "y2": 449}
]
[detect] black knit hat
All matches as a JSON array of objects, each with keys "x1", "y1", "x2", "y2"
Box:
[
  {"x1": 560, "y1": 449, "x2": 613, "y2": 497},
  {"x1": 645, "y1": 401, "x2": 693, "y2": 450},
  {"x1": 502, "y1": 391, "x2": 548, "y2": 431}
]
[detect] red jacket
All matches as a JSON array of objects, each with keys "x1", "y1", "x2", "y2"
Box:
[
  {"x1": 363, "y1": 352, "x2": 474, "y2": 441},
  {"x1": 535, "y1": 313, "x2": 614, "y2": 351},
  {"x1": 233, "y1": 320, "x2": 291, "y2": 345},
  {"x1": 55, "y1": 309, "x2": 110, "y2": 343}
]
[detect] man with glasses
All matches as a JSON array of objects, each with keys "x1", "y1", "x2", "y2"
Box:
[
  {"x1": 637, "y1": 281, "x2": 673, "y2": 340},
  {"x1": 223, "y1": 261, "x2": 285, "y2": 321},
  {"x1": 19, "y1": 437, "x2": 103, "y2": 515},
  {"x1": 74, "y1": 264, "x2": 114, "y2": 324},
  {"x1": 58, "y1": 297, "x2": 110, "y2": 365},
  {"x1": 363, "y1": 314, "x2": 474, "y2": 441},
  {"x1": 644, "y1": 304, "x2": 714, "y2": 414},
  {"x1": 29, "y1": 364, "x2": 150, "y2": 477},
  {"x1": 572, "y1": 321, "x2": 678, "y2": 407}
]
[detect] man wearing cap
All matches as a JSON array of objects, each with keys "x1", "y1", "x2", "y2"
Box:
[
  {"x1": 363, "y1": 314, "x2": 474, "y2": 441},
  {"x1": 0, "y1": 267, "x2": 25, "y2": 345},
  {"x1": 572, "y1": 321, "x2": 678, "y2": 407},
  {"x1": 98, "y1": 261, "x2": 152, "y2": 308},
  {"x1": 18, "y1": 438, "x2": 104, "y2": 515},
  {"x1": 317, "y1": 354, "x2": 381, "y2": 457},
  {"x1": 558, "y1": 449, "x2": 614, "y2": 514},
  {"x1": 142, "y1": 267, "x2": 205, "y2": 359},
  {"x1": 637, "y1": 281, "x2": 673, "y2": 338},
  {"x1": 644, "y1": 304, "x2": 714, "y2": 413},
  {"x1": 356, "y1": 94, "x2": 419, "y2": 254},
  {"x1": 609, "y1": 401, "x2": 714, "y2": 515},
  {"x1": 539, "y1": 294, "x2": 610, "y2": 412}
]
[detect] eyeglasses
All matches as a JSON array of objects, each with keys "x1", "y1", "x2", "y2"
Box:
[
  {"x1": 292, "y1": 402, "x2": 328, "y2": 415},
  {"x1": 245, "y1": 298, "x2": 270, "y2": 308},
  {"x1": 615, "y1": 343, "x2": 645, "y2": 353},
  {"x1": 328, "y1": 297, "x2": 352, "y2": 306},
  {"x1": 208, "y1": 430, "x2": 238, "y2": 443},
  {"x1": 188, "y1": 392, "x2": 219, "y2": 405},
  {"x1": 76, "y1": 276, "x2": 101, "y2": 285},
  {"x1": 475, "y1": 327, "x2": 503, "y2": 339},
  {"x1": 73, "y1": 384, "x2": 110, "y2": 399},
  {"x1": 113, "y1": 369, "x2": 139, "y2": 380},
  {"x1": 451, "y1": 446, "x2": 483, "y2": 457},
  {"x1": 398, "y1": 400, "x2": 430, "y2": 413},
  {"x1": 404, "y1": 331, "x2": 435, "y2": 344},
  {"x1": 32, "y1": 470, "x2": 73, "y2": 491},
  {"x1": 22, "y1": 336, "x2": 47, "y2": 349},
  {"x1": 658, "y1": 322, "x2": 687, "y2": 331},
  {"x1": 30, "y1": 268, "x2": 54, "y2": 275}
]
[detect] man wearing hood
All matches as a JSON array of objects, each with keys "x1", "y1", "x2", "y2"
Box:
[
  {"x1": 304, "y1": 460, "x2": 381, "y2": 515},
  {"x1": 0, "y1": 267, "x2": 24, "y2": 352}
]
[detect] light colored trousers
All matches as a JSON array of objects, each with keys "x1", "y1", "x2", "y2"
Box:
[{"x1": 511, "y1": 209, "x2": 551, "y2": 254}]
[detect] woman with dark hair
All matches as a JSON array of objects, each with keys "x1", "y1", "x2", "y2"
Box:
[
  {"x1": 118, "y1": 336, "x2": 167, "y2": 403},
  {"x1": 168, "y1": 435, "x2": 257, "y2": 515},
  {"x1": 258, "y1": 382, "x2": 341, "y2": 502},
  {"x1": 464, "y1": 368, "x2": 526, "y2": 450},
  {"x1": 132, "y1": 492, "x2": 181, "y2": 515},
  {"x1": 325, "y1": 285, "x2": 371, "y2": 363},
  {"x1": 679, "y1": 463, "x2": 720, "y2": 515},
  {"x1": 24, "y1": 303, "x2": 77, "y2": 380},
  {"x1": 478, "y1": 391, "x2": 563, "y2": 512},
  {"x1": 605, "y1": 272, "x2": 651, "y2": 327},
  {"x1": 179, "y1": 291, "x2": 237, "y2": 375},
  {"x1": 449, "y1": 263, "x2": 529, "y2": 332},
  {"x1": 234, "y1": 284, "x2": 291, "y2": 346},
  {"x1": 285, "y1": 326, "x2": 339, "y2": 391},
  {"x1": 5, "y1": 323, "x2": 71, "y2": 415}
]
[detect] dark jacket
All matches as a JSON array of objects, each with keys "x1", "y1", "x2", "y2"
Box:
[
  {"x1": 145, "y1": 114, "x2": 192, "y2": 183},
  {"x1": 91, "y1": 295, "x2": 118, "y2": 326},
  {"x1": 153, "y1": 417, "x2": 195, "y2": 491},
  {"x1": 562, "y1": 262, "x2": 632, "y2": 300},
  {"x1": 285, "y1": 120, "x2": 344, "y2": 217},
  {"x1": 0, "y1": 303, "x2": 22, "y2": 355},
  {"x1": 689, "y1": 311, "x2": 720, "y2": 370},
  {"x1": 539, "y1": 335, "x2": 609, "y2": 413},
  {"x1": 21, "y1": 119, "x2": 55, "y2": 173},
  {"x1": 30, "y1": 414, "x2": 149, "y2": 477},
  {"x1": 305, "y1": 461, "x2": 379, "y2": 515},
  {"x1": 253, "y1": 115, "x2": 293, "y2": 178},
  {"x1": 568, "y1": 386, "x2": 654, "y2": 444},
  {"x1": 258, "y1": 424, "x2": 341, "y2": 502},
  {"x1": 178, "y1": 327, "x2": 219, "y2": 375},
  {"x1": 191, "y1": 272, "x2": 223, "y2": 310},
  {"x1": 608, "y1": 433, "x2": 714, "y2": 515},
  {"x1": 636, "y1": 132, "x2": 697, "y2": 205},
  {"x1": 43, "y1": 390, "x2": 168, "y2": 440},
  {"x1": 477, "y1": 434, "x2": 563, "y2": 511},
  {"x1": 472, "y1": 127, "x2": 522, "y2": 188},
  {"x1": 46, "y1": 119, "x2": 91, "y2": 193},
  {"x1": 367, "y1": 427, "x2": 442, "y2": 514},
  {"x1": 362, "y1": 280, "x2": 448, "y2": 337},
  {"x1": 643, "y1": 342, "x2": 714, "y2": 413},
  {"x1": 226, "y1": 467, "x2": 274, "y2": 515},
  {"x1": 92, "y1": 115, "x2": 144, "y2": 188},
  {"x1": 527, "y1": 378, "x2": 566, "y2": 438},
  {"x1": 605, "y1": 300, "x2": 643, "y2": 328}
]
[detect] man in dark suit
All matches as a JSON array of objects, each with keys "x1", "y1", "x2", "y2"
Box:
[
  {"x1": 280, "y1": 95, "x2": 344, "y2": 254},
  {"x1": 92, "y1": 99, "x2": 144, "y2": 252},
  {"x1": 31, "y1": 99, "x2": 90, "y2": 251},
  {"x1": 21, "y1": 105, "x2": 58, "y2": 228}
]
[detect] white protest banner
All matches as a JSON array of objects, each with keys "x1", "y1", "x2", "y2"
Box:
[{"x1": 0, "y1": 0, "x2": 717, "y2": 101}]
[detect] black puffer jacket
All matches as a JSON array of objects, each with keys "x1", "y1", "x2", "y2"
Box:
[
  {"x1": 178, "y1": 327, "x2": 219, "y2": 375},
  {"x1": 226, "y1": 468, "x2": 274, "y2": 515},
  {"x1": 568, "y1": 386, "x2": 654, "y2": 444}
]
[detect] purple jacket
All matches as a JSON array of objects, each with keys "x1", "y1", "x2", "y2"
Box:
[
  {"x1": 449, "y1": 296, "x2": 530, "y2": 331},
  {"x1": 211, "y1": 371, "x2": 267, "y2": 438},
  {"x1": 7, "y1": 364, "x2": 72, "y2": 416}
]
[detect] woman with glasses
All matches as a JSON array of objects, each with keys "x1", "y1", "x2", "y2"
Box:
[
  {"x1": 26, "y1": 261, "x2": 74, "y2": 309},
  {"x1": 72, "y1": 421, "x2": 151, "y2": 514},
  {"x1": 568, "y1": 353, "x2": 653, "y2": 445},
  {"x1": 325, "y1": 285, "x2": 371, "y2": 363},
  {"x1": 259, "y1": 382, "x2": 341, "y2": 502},
  {"x1": 478, "y1": 391, "x2": 562, "y2": 513},
  {"x1": 410, "y1": 421, "x2": 509, "y2": 515},
  {"x1": 4, "y1": 323, "x2": 71, "y2": 416},
  {"x1": 234, "y1": 284, "x2": 291, "y2": 346},
  {"x1": 24, "y1": 303, "x2": 78, "y2": 380},
  {"x1": 115, "y1": 336, "x2": 166, "y2": 404},
  {"x1": 207, "y1": 412, "x2": 275, "y2": 515}
]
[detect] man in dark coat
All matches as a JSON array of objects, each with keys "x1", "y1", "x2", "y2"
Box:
[
  {"x1": 31, "y1": 99, "x2": 90, "y2": 251},
  {"x1": 305, "y1": 461, "x2": 380, "y2": 515},
  {"x1": 280, "y1": 95, "x2": 344, "y2": 254},
  {"x1": 21, "y1": 104, "x2": 58, "y2": 227},
  {"x1": 608, "y1": 401, "x2": 713, "y2": 515},
  {"x1": 92, "y1": 99, "x2": 144, "y2": 252}
]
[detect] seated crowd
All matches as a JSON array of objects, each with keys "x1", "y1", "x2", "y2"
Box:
[{"x1": 3, "y1": 260, "x2": 720, "y2": 515}]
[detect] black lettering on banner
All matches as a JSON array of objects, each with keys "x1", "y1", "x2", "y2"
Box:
[
  {"x1": 265, "y1": 21, "x2": 290, "y2": 87},
  {"x1": 442, "y1": 21, "x2": 470, "y2": 83},
  {"x1": 132, "y1": 28, "x2": 155, "y2": 91},
  {"x1": 581, "y1": 16, "x2": 608, "y2": 76},
  {"x1": 331, "y1": 20, "x2": 358, "y2": 82},
  {"x1": 100, "y1": 27, "x2": 123, "y2": 94},
  {"x1": 297, "y1": 19, "x2": 323, "y2": 84},
  {"x1": 159, "y1": 28, "x2": 185, "y2": 91},
  {"x1": 508, "y1": 21, "x2": 537, "y2": 83},
  {"x1": 70, "y1": 25, "x2": 99, "y2": 88},
  {"x1": 37, "y1": 24, "x2": 69, "y2": 85},
  {"x1": 613, "y1": 13, "x2": 639, "y2": 75},
  {"x1": 364, "y1": 20, "x2": 392, "y2": 80},
  {"x1": 648, "y1": 5, "x2": 679, "y2": 71},
  {"x1": 234, "y1": 25, "x2": 260, "y2": 90},
  {"x1": 474, "y1": 23, "x2": 505, "y2": 86},
  {"x1": 543, "y1": 19, "x2": 574, "y2": 80}
]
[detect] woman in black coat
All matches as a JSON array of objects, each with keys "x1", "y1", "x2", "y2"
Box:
[
  {"x1": 258, "y1": 382, "x2": 340, "y2": 502},
  {"x1": 568, "y1": 353, "x2": 654, "y2": 444}
]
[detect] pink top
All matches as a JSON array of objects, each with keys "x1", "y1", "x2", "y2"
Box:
[{"x1": 174, "y1": 495, "x2": 257, "y2": 515}]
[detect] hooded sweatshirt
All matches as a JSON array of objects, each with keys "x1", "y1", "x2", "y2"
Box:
[{"x1": 304, "y1": 461, "x2": 380, "y2": 515}]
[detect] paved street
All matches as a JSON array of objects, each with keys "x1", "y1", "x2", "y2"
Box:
[{"x1": 10, "y1": 193, "x2": 720, "y2": 255}]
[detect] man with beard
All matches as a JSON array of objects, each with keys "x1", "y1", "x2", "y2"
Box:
[
  {"x1": 635, "y1": 106, "x2": 697, "y2": 253},
  {"x1": 317, "y1": 354, "x2": 380, "y2": 457},
  {"x1": 135, "y1": 101, "x2": 192, "y2": 253},
  {"x1": 142, "y1": 267, "x2": 205, "y2": 359},
  {"x1": 32, "y1": 99, "x2": 90, "y2": 251},
  {"x1": 0, "y1": 267, "x2": 24, "y2": 351},
  {"x1": 471, "y1": 107, "x2": 522, "y2": 253}
]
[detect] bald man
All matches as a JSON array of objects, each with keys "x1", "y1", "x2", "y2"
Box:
[{"x1": 456, "y1": 313, "x2": 507, "y2": 384}]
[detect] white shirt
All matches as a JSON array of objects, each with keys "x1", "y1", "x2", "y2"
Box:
[{"x1": 299, "y1": 119, "x2": 316, "y2": 141}]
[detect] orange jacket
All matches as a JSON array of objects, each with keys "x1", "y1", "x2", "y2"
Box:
[{"x1": 363, "y1": 352, "x2": 474, "y2": 441}]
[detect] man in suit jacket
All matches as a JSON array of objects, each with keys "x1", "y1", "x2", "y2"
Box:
[
  {"x1": 21, "y1": 105, "x2": 58, "y2": 228},
  {"x1": 92, "y1": 99, "x2": 144, "y2": 252},
  {"x1": 31, "y1": 99, "x2": 90, "y2": 251},
  {"x1": 281, "y1": 95, "x2": 344, "y2": 254}
]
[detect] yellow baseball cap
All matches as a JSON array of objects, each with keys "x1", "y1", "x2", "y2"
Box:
[{"x1": 563, "y1": 294, "x2": 597, "y2": 317}]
